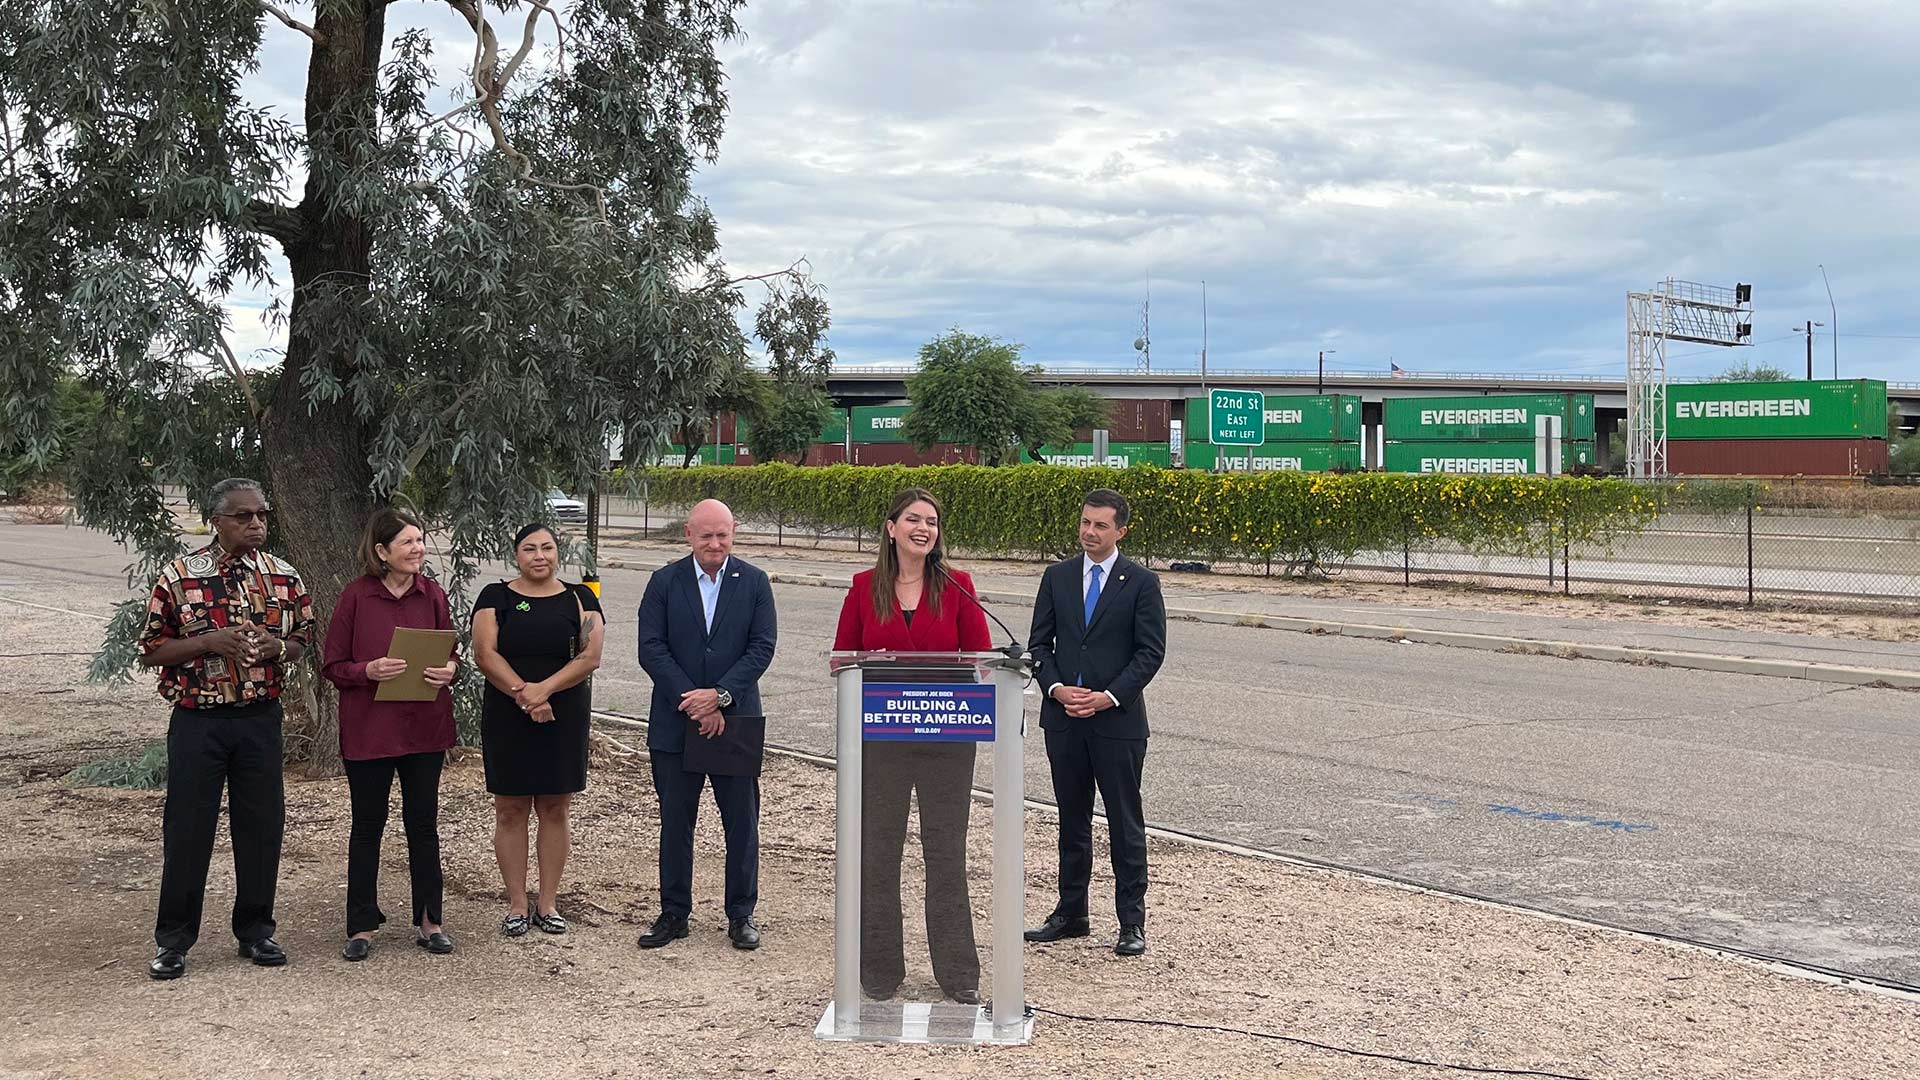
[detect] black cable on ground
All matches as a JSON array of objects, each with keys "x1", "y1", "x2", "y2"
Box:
[{"x1": 1029, "y1": 1004, "x2": 1602, "y2": 1080}]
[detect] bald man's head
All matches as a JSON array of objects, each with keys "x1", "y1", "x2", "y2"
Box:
[{"x1": 686, "y1": 499, "x2": 736, "y2": 574}]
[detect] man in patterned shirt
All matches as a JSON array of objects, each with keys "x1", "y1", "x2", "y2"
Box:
[{"x1": 142, "y1": 478, "x2": 314, "y2": 980}]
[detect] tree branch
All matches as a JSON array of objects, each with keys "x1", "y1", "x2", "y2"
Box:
[
  {"x1": 718, "y1": 259, "x2": 810, "y2": 290},
  {"x1": 399, "y1": 383, "x2": 484, "y2": 482},
  {"x1": 260, "y1": 1, "x2": 327, "y2": 46},
  {"x1": 213, "y1": 333, "x2": 265, "y2": 424},
  {"x1": 442, "y1": 0, "x2": 608, "y2": 223},
  {"x1": 247, "y1": 198, "x2": 306, "y2": 247}
]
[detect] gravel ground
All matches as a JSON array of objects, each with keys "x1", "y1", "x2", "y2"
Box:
[{"x1": 2, "y1": 591, "x2": 1918, "y2": 1080}]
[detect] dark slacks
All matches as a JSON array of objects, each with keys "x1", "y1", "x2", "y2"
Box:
[
  {"x1": 154, "y1": 703, "x2": 285, "y2": 952},
  {"x1": 344, "y1": 750, "x2": 446, "y2": 935},
  {"x1": 861, "y1": 741, "x2": 980, "y2": 997},
  {"x1": 1045, "y1": 726, "x2": 1149, "y2": 926},
  {"x1": 651, "y1": 752, "x2": 760, "y2": 922}
]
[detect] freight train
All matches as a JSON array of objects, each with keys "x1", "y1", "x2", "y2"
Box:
[{"x1": 641, "y1": 379, "x2": 1890, "y2": 479}]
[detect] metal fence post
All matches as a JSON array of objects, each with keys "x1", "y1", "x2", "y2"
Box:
[
  {"x1": 1546, "y1": 512, "x2": 1555, "y2": 588},
  {"x1": 1402, "y1": 515, "x2": 1411, "y2": 588},
  {"x1": 1746, "y1": 490, "x2": 1755, "y2": 607},
  {"x1": 1562, "y1": 503, "x2": 1571, "y2": 597}
]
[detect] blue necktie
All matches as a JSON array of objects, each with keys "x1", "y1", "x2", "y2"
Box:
[{"x1": 1084, "y1": 563, "x2": 1103, "y2": 626}]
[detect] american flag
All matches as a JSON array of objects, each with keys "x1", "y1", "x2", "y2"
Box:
[{"x1": 1390, "y1": 361, "x2": 1408, "y2": 378}]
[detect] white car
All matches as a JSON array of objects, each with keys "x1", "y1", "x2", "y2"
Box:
[{"x1": 546, "y1": 489, "x2": 588, "y2": 524}]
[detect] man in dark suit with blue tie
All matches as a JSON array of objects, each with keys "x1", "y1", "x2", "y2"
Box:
[
  {"x1": 1025, "y1": 488, "x2": 1166, "y2": 956},
  {"x1": 636, "y1": 499, "x2": 777, "y2": 950}
]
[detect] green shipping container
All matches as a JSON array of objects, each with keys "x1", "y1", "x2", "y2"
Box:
[
  {"x1": 1382, "y1": 440, "x2": 1595, "y2": 475},
  {"x1": 1027, "y1": 442, "x2": 1172, "y2": 468},
  {"x1": 1666, "y1": 379, "x2": 1888, "y2": 441},
  {"x1": 1184, "y1": 394, "x2": 1362, "y2": 444},
  {"x1": 1185, "y1": 442, "x2": 1363, "y2": 472},
  {"x1": 849, "y1": 404, "x2": 910, "y2": 443},
  {"x1": 1383, "y1": 394, "x2": 1595, "y2": 442}
]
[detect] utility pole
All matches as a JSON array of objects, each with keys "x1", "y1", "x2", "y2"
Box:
[
  {"x1": 1793, "y1": 320, "x2": 1824, "y2": 380},
  {"x1": 1200, "y1": 280, "x2": 1208, "y2": 396},
  {"x1": 1317, "y1": 349, "x2": 1336, "y2": 394}
]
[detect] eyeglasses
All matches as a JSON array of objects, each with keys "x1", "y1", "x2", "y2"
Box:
[{"x1": 217, "y1": 509, "x2": 273, "y2": 523}]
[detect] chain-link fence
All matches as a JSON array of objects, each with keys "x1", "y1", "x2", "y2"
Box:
[
  {"x1": 1324, "y1": 490, "x2": 1920, "y2": 610},
  {"x1": 608, "y1": 477, "x2": 1920, "y2": 612}
]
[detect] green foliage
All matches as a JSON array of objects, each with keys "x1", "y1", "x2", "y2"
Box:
[
  {"x1": 902, "y1": 330, "x2": 1108, "y2": 466},
  {"x1": 1891, "y1": 437, "x2": 1920, "y2": 477},
  {"x1": 671, "y1": 353, "x2": 771, "y2": 467},
  {"x1": 0, "y1": 3, "x2": 828, "y2": 763},
  {"x1": 66, "y1": 740, "x2": 168, "y2": 790},
  {"x1": 0, "y1": 373, "x2": 102, "y2": 492},
  {"x1": 637, "y1": 464, "x2": 1675, "y2": 573},
  {"x1": 903, "y1": 330, "x2": 1030, "y2": 465},
  {"x1": 1016, "y1": 385, "x2": 1112, "y2": 462},
  {"x1": 1713, "y1": 362, "x2": 1792, "y2": 382},
  {"x1": 747, "y1": 385, "x2": 836, "y2": 464}
]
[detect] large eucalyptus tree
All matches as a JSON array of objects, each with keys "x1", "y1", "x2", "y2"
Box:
[{"x1": 0, "y1": 0, "x2": 824, "y2": 767}]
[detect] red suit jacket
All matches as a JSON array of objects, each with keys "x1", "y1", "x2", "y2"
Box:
[{"x1": 833, "y1": 567, "x2": 992, "y2": 653}]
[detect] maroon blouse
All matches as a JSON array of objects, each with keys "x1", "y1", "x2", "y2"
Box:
[{"x1": 321, "y1": 574, "x2": 457, "y2": 761}]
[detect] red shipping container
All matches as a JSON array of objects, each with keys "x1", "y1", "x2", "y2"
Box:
[
  {"x1": 805, "y1": 443, "x2": 848, "y2": 466},
  {"x1": 716, "y1": 412, "x2": 738, "y2": 444},
  {"x1": 850, "y1": 442, "x2": 978, "y2": 467},
  {"x1": 1667, "y1": 437, "x2": 1889, "y2": 477},
  {"x1": 1075, "y1": 399, "x2": 1173, "y2": 443}
]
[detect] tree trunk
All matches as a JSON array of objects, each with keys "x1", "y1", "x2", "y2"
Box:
[{"x1": 260, "y1": 1, "x2": 387, "y2": 776}]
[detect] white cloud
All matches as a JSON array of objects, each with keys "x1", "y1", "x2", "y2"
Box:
[{"x1": 230, "y1": 0, "x2": 1920, "y2": 381}]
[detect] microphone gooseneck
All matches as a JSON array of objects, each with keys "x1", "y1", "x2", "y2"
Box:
[{"x1": 933, "y1": 562, "x2": 1027, "y2": 662}]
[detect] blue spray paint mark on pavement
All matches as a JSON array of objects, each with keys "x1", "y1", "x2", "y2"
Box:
[{"x1": 1485, "y1": 803, "x2": 1656, "y2": 833}]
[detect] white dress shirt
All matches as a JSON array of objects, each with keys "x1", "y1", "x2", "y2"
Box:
[
  {"x1": 694, "y1": 556, "x2": 728, "y2": 633},
  {"x1": 1048, "y1": 550, "x2": 1123, "y2": 708}
]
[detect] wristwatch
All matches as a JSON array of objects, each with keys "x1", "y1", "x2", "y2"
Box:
[{"x1": 715, "y1": 688, "x2": 733, "y2": 709}]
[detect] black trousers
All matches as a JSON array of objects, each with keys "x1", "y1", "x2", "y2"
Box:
[
  {"x1": 1045, "y1": 726, "x2": 1149, "y2": 927},
  {"x1": 154, "y1": 703, "x2": 284, "y2": 952},
  {"x1": 861, "y1": 741, "x2": 980, "y2": 996},
  {"x1": 344, "y1": 750, "x2": 446, "y2": 935},
  {"x1": 651, "y1": 752, "x2": 759, "y2": 922}
]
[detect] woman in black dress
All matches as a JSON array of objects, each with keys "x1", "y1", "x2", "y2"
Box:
[{"x1": 471, "y1": 524, "x2": 604, "y2": 937}]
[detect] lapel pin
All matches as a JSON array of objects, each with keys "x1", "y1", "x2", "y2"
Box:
[
  {"x1": 730, "y1": 572, "x2": 739, "y2": 578},
  {"x1": 1117, "y1": 574, "x2": 1126, "y2": 581}
]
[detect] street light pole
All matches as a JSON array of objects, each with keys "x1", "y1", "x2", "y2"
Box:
[
  {"x1": 1793, "y1": 320, "x2": 1824, "y2": 380},
  {"x1": 1317, "y1": 349, "x2": 1336, "y2": 394},
  {"x1": 1818, "y1": 265, "x2": 1837, "y2": 377}
]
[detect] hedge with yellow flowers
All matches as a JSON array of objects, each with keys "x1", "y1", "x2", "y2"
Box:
[{"x1": 627, "y1": 463, "x2": 1703, "y2": 573}]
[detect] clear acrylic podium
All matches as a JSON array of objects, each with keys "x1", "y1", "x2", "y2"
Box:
[{"x1": 814, "y1": 650, "x2": 1036, "y2": 1045}]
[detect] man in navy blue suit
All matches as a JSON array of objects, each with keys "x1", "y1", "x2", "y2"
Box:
[
  {"x1": 636, "y1": 499, "x2": 777, "y2": 950},
  {"x1": 1025, "y1": 488, "x2": 1166, "y2": 957}
]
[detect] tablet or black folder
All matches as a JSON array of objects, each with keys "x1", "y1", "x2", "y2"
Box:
[{"x1": 682, "y1": 715, "x2": 766, "y2": 777}]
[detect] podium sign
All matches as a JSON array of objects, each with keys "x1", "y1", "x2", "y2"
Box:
[
  {"x1": 818, "y1": 651, "x2": 1035, "y2": 1046},
  {"x1": 861, "y1": 683, "x2": 996, "y2": 742}
]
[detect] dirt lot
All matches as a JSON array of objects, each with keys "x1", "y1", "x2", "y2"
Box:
[{"x1": 2, "y1": 598, "x2": 1918, "y2": 1080}]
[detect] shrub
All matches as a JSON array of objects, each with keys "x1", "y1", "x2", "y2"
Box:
[{"x1": 631, "y1": 464, "x2": 1675, "y2": 573}]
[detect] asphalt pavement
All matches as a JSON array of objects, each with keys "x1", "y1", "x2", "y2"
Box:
[{"x1": 5, "y1": 521, "x2": 1917, "y2": 988}]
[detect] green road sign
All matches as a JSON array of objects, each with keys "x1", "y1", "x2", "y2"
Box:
[{"x1": 1209, "y1": 389, "x2": 1266, "y2": 445}]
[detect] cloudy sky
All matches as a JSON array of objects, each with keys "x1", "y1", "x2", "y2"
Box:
[{"x1": 234, "y1": 0, "x2": 1920, "y2": 382}]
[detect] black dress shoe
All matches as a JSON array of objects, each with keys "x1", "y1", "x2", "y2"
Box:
[
  {"x1": 636, "y1": 913, "x2": 689, "y2": 949},
  {"x1": 238, "y1": 937, "x2": 288, "y2": 966},
  {"x1": 1114, "y1": 924, "x2": 1146, "y2": 956},
  {"x1": 149, "y1": 948, "x2": 186, "y2": 980},
  {"x1": 341, "y1": 938, "x2": 372, "y2": 962},
  {"x1": 415, "y1": 931, "x2": 455, "y2": 955},
  {"x1": 944, "y1": 986, "x2": 982, "y2": 1005},
  {"x1": 728, "y1": 917, "x2": 760, "y2": 951},
  {"x1": 1024, "y1": 913, "x2": 1091, "y2": 942}
]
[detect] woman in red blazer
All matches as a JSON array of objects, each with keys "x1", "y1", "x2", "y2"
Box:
[{"x1": 833, "y1": 487, "x2": 990, "y2": 1004}]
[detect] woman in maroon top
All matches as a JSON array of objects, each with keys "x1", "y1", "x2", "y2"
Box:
[
  {"x1": 321, "y1": 508, "x2": 459, "y2": 961},
  {"x1": 832, "y1": 488, "x2": 991, "y2": 1003}
]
